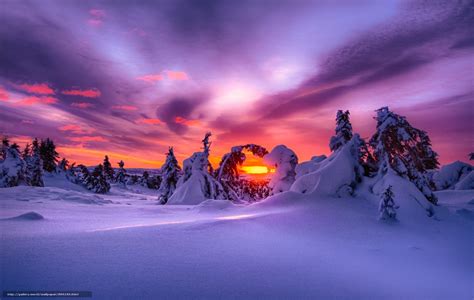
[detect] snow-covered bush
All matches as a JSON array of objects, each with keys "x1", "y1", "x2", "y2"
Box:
[
  {"x1": 158, "y1": 147, "x2": 181, "y2": 204},
  {"x1": 265, "y1": 145, "x2": 298, "y2": 194},
  {"x1": 454, "y1": 170, "x2": 474, "y2": 190},
  {"x1": 0, "y1": 143, "x2": 26, "y2": 187},
  {"x1": 103, "y1": 155, "x2": 115, "y2": 181},
  {"x1": 378, "y1": 185, "x2": 398, "y2": 220},
  {"x1": 167, "y1": 133, "x2": 226, "y2": 205},
  {"x1": 432, "y1": 161, "x2": 473, "y2": 190},
  {"x1": 85, "y1": 164, "x2": 110, "y2": 194},
  {"x1": 369, "y1": 107, "x2": 439, "y2": 204}
]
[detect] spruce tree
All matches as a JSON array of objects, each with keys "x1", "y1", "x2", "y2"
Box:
[
  {"x1": 86, "y1": 164, "x2": 110, "y2": 194},
  {"x1": 22, "y1": 143, "x2": 31, "y2": 160},
  {"x1": 1, "y1": 136, "x2": 9, "y2": 161},
  {"x1": 369, "y1": 107, "x2": 439, "y2": 204},
  {"x1": 103, "y1": 155, "x2": 114, "y2": 180},
  {"x1": 40, "y1": 138, "x2": 59, "y2": 172},
  {"x1": 379, "y1": 186, "x2": 398, "y2": 220},
  {"x1": 26, "y1": 139, "x2": 44, "y2": 187},
  {"x1": 158, "y1": 147, "x2": 181, "y2": 204},
  {"x1": 58, "y1": 158, "x2": 69, "y2": 172},
  {"x1": 329, "y1": 110, "x2": 353, "y2": 152},
  {"x1": 0, "y1": 143, "x2": 26, "y2": 187},
  {"x1": 115, "y1": 160, "x2": 127, "y2": 187}
]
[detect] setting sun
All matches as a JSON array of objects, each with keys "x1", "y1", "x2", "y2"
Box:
[{"x1": 240, "y1": 165, "x2": 269, "y2": 175}]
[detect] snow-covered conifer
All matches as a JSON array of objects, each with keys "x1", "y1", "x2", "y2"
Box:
[
  {"x1": 329, "y1": 110, "x2": 353, "y2": 152},
  {"x1": 1, "y1": 136, "x2": 10, "y2": 161},
  {"x1": 103, "y1": 155, "x2": 114, "y2": 180},
  {"x1": 0, "y1": 143, "x2": 26, "y2": 187},
  {"x1": 115, "y1": 160, "x2": 127, "y2": 187},
  {"x1": 86, "y1": 164, "x2": 110, "y2": 194},
  {"x1": 39, "y1": 138, "x2": 59, "y2": 172},
  {"x1": 25, "y1": 139, "x2": 44, "y2": 187},
  {"x1": 378, "y1": 185, "x2": 398, "y2": 220},
  {"x1": 369, "y1": 107, "x2": 439, "y2": 204},
  {"x1": 158, "y1": 147, "x2": 181, "y2": 204},
  {"x1": 22, "y1": 143, "x2": 31, "y2": 160},
  {"x1": 58, "y1": 158, "x2": 69, "y2": 172}
]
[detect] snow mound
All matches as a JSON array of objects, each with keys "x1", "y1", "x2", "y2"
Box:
[
  {"x1": 455, "y1": 170, "x2": 474, "y2": 190},
  {"x1": 290, "y1": 138, "x2": 359, "y2": 197},
  {"x1": 7, "y1": 211, "x2": 44, "y2": 221},
  {"x1": 264, "y1": 145, "x2": 298, "y2": 194},
  {"x1": 194, "y1": 199, "x2": 237, "y2": 212},
  {"x1": 372, "y1": 170, "x2": 435, "y2": 221},
  {"x1": 432, "y1": 161, "x2": 473, "y2": 190}
]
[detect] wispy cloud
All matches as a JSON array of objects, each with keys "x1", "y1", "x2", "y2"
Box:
[
  {"x1": 112, "y1": 105, "x2": 138, "y2": 111},
  {"x1": 71, "y1": 102, "x2": 94, "y2": 109},
  {"x1": 62, "y1": 88, "x2": 101, "y2": 98},
  {"x1": 16, "y1": 96, "x2": 58, "y2": 106},
  {"x1": 16, "y1": 83, "x2": 54, "y2": 95}
]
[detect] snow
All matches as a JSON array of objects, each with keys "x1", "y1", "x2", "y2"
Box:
[
  {"x1": 291, "y1": 138, "x2": 359, "y2": 197},
  {"x1": 432, "y1": 161, "x2": 473, "y2": 190},
  {"x1": 0, "y1": 173, "x2": 472, "y2": 299},
  {"x1": 264, "y1": 145, "x2": 298, "y2": 193}
]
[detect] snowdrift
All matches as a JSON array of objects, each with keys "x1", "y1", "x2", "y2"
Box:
[
  {"x1": 432, "y1": 161, "x2": 473, "y2": 190},
  {"x1": 290, "y1": 139, "x2": 360, "y2": 197}
]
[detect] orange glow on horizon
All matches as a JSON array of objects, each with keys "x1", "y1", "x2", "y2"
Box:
[{"x1": 240, "y1": 165, "x2": 269, "y2": 174}]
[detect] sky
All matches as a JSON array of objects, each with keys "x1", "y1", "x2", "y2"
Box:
[{"x1": 0, "y1": 0, "x2": 473, "y2": 168}]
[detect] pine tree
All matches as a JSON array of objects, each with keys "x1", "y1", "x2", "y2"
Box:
[
  {"x1": 22, "y1": 143, "x2": 31, "y2": 160},
  {"x1": 1, "y1": 136, "x2": 10, "y2": 161},
  {"x1": 469, "y1": 152, "x2": 474, "y2": 161},
  {"x1": 103, "y1": 155, "x2": 114, "y2": 180},
  {"x1": 158, "y1": 147, "x2": 181, "y2": 204},
  {"x1": 369, "y1": 107, "x2": 439, "y2": 204},
  {"x1": 379, "y1": 186, "x2": 398, "y2": 220},
  {"x1": 39, "y1": 138, "x2": 59, "y2": 172},
  {"x1": 0, "y1": 143, "x2": 26, "y2": 187},
  {"x1": 329, "y1": 110, "x2": 353, "y2": 152},
  {"x1": 26, "y1": 139, "x2": 44, "y2": 187},
  {"x1": 115, "y1": 160, "x2": 127, "y2": 187},
  {"x1": 86, "y1": 164, "x2": 110, "y2": 194},
  {"x1": 58, "y1": 158, "x2": 69, "y2": 172}
]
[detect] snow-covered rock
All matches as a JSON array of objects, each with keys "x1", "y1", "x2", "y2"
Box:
[{"x1": 432, "y1": 161, "x2": 473, "y2": 190}]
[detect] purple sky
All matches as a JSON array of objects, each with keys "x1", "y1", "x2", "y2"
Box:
[{"x1": 0, "y1": 0, "x2": 472, "y2": 167}]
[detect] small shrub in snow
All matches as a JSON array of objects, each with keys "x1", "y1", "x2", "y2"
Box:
[
  {"x1": 379, "y1": 185, "x2": 398, "y2": 220},
  {"x1": 115, "y1": 160, "x2": 127, "y2": 187},
  {"x1": 85, "y1": 164, "x2": 111, "y2": 194}
]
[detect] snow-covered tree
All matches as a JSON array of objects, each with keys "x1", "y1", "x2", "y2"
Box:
[
  {"x1": 167, "y1": 133, "x2": 226, "y2": 204},
  {"x1": 39, "y1": 138, "x2": 59, "y2": 172},
  {"x1": 85, "y1": 164, "x2": 110, "y2": 194},
  {"x1": 158, "y1": 147, "x2": 181, "y2": 204},
  {"x1": 0, "y1": 143, "x2": 26, "y2": 187},
  {"x1": 469, "y1": 152, "x2": 474, "y2": 161},
  {"x1": 215, "y1": 144, "x2": 269, "y2": 201},
  {"x1": 22, "y1": 143, "x2": 31, "y2": 160},
  {"x1": 103, "y1": 155, "x2": 114, "y2": 180},
  {"x1": 1, "y1": 136, "x2": 10, "y2": 161},
  {"x1": 369, "y1": 107, "x2": 439, "y2": 204},
  {"x1": 378, "y1": 185, "x2": 398, "y2": 220},
  {"x1": 329, "y1": 110, "x2": 353, "y2": 152},
  {"x1": 115, "y1": 160, "x2": 127, "y2": 187},
  {"x1": 265, "y1": 145, "x2": 298, "y2": 194},
  {"x1": 58, "y1": 158, "x2": 69, "y2": 172},
  {"x1": 25, "y1": 138, "x2": 44, "y2": 187}
]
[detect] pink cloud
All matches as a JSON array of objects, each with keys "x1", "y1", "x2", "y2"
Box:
[
  {"x1": 175, "y1": 116, "x2": 200, "y2": 126},
  {"x1": 112, "y1": 105, "x2": 138, "y2": 111},
  {"x1": 68, "y1": 136, "x2": 108, "y2": 143},
  {"x1": 166, "y1": 71, "x2": 189, "y2": 80},
  {"x1": 137, "y1": 118, "x2": 163, "y2": 125},
  {"x1": 62, "y1": 88, "x2": 101, "y2": 98},
  {"x1": 21, "y1": 120, "x2": 34, "y2": 125},
  {"x1": 17, "y1": 83, "x2": 54, "y2": 95},
  {"x1": 71, "y1": 102, "x2": 94, "y2": 109},
  {"x1": 16, "y1": 96, "x2": 58, "y2": 106},
  {"x1": 136, "y1": 74, "x2": 164, "y2": 82},
  {"x1": 88, "y1": 9, "x2": 105, "y2": 27},
  {"x1": 0, "y1": 86, "x2": 9, "y2": 101},
  {"x1": 59, "y1": 124, "x2": 94, "y2": 135}
]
